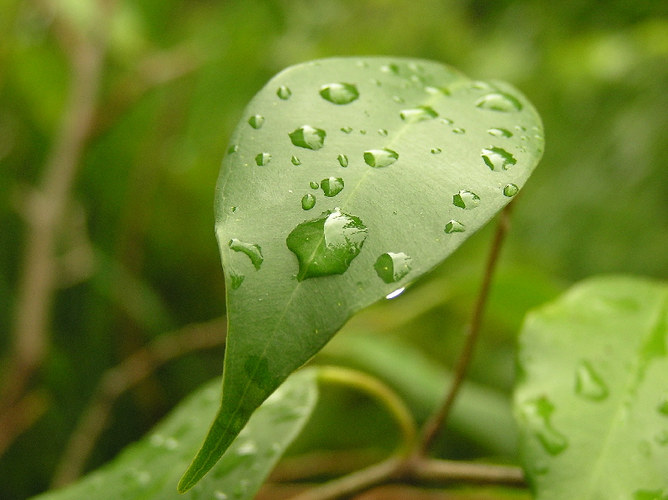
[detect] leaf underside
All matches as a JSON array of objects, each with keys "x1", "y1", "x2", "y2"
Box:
[
  {"x1": 181, "y1": 56, "x2": 544, "y2": 490},
  {"x1": 514, "y1": 276, "x2": 668, "y2": 499}
]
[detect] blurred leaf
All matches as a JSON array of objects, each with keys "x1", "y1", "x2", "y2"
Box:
[
  {"x1": 514, "y1": 275, "x2": 668, "y2": 498},
  {"x1": 34, "y1": 368, "x2": 318, "y2": 500},
  {"x1": 181, "y1": 56, "x2": 543, "y2": 489}
]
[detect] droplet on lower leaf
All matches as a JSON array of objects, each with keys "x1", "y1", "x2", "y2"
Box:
[
  {"x1": 378, "y1": 128, "x2": 388, "y2": 136},
  {"x1": 574, "y1": 361, "x2": 609, "y2": 401},
  {"x1": 286, "y1": 209, "x2": 368, "y2": 281},
  {"x1": 340, "y1": 126, "x2": 353, "y2": 134},
  {"x1": 289, "y1": 125, "x2": 326, "y2": 150},
  {"x1": 482, "y1": 147, "x2": 517, "y2": 171},
  {"x1": 364, "y1": 148, "x2": 399, "y2": 168},
  {"x1": 255, "y1": 152, "x2": 272, "y2": 166},
  {"x1": 520, "y1": 397, "x2": 569, "y2": 456},
  {"x1": 503, "y1": 183, "x2": 519, "y2": 197},
  {"x1": 229, "y1": 239, "x2": 263, "y2": 270},
  {"x1": 276, "y1": 85, "x2": 292, "y2": 100},
  {"x1": 301, "y1": 193, "x2": 316, "y2": 210},
  {"x1": 430, "y1": 147, "x2": 442, "y2": 154},
  {"x1": 488, "y1": 127, "x2": 513, "y2": 137},
  {"x1": 400, "y1": 106, "x2": 438, "y2": 123},
  {"x1": 337, "y1": 154, "x2": 349, "y2": 167},
  {"x1": 444, "y1": 220, "x2": 465, "y2": 233},
  {"x1": 227, "y1": 145, "x2": 239, "y2": 154},
  {"x1": 321, "y1": 177, "x2": 344, "y2": 197},
  {"x1": 475, "y1": 92, "x2": 522, "y2": 112},
  {"x1": 319, "y1": 83, "x2": 360, "y2": 104},
  {"x1": 248, "y1": 114, "x2": 265, "y2": 129},
  {"x1": 291, "y1": 155, "x2": 301, "y2": 165},
  {"x1": 453, "y1": 190, "x2": 480, "y2": 209},
  {"x1": 309, "y1": 181, "x2": 319, "y2": 189},
  {"x1": 374, "y1": 252, "x2": 412, "y2": 283}
]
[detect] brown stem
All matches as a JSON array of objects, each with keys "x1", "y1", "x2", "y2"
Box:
[
  {"x1": 406, "y1": 457, "x2": 524, "y2": 486},
  {"x1": 50, "y1": 317, "x2": 226, "y2": 487},
  {"x1": 416, "y1": 203, "x2": 514, "y2": 456},
  {"x1": 0, "y1": 391, "x2": 50, "y2": 456}
]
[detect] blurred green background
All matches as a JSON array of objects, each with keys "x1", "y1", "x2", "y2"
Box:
[{"x1": 1, "y1": 0, "x2": 666, "y2": 498}]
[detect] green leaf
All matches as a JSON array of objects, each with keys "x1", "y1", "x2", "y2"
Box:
[
  {"x1": 183, "y1": 57, "x2": 544, "y2": 489},
  {"x1": 514, "y1": 276, "x2": 668, "y2": 499},
  {"x1": 35, "y1": 368, "x2": 318, "y2": 500}
]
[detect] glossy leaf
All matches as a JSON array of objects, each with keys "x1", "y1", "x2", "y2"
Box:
[
  {"x1": 35, "y1": 368, "x2": 318, "y2": 500},
  {"x1": 514, "y1": 276, "x2": 668, "y2": 499},
  {"x1": 182, "y1": 57, "x2": 544, "y2": 489}
]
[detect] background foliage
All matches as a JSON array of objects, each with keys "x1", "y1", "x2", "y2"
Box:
[{"x1": 0, "y1": 0, "x2": 666, "y2": 498}]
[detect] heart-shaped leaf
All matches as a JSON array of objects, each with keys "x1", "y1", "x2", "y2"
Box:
[
  {"x1": 34, "y1": 368, "x2": 318, "y2": 500},
  {"x1": 514, "y1": 276, "x2": 668, "y2": 498},
  {"x1": 180, "y1": 57, "x2": 544, "y2": 490}
]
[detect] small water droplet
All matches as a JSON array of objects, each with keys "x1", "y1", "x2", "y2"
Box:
[
  {"x1": 289, "y1": 125, "x2": 326, "y2": 150},
  {"x1": 229, "y1": 239, "x2": 263, "y2": 270},
  {"x1": 378, "y1": 128, "x2": 388, "y2": 136},
  {"x1": 319, "y1": 82, "x2": 359, "y2": 104},
  {"x1": 482, "y1": 147, "x2": 517, "y2": 171},
  {"x1": 439, "y1": 117, "x2": 454, "y2": 125},
  {"x1": 230, "y1": 272, "x2": 245, "y2": 290},
  {"x1": 286, "y1": 209, "x2": 368, "y2": 281},
  {"x1": 230, "y1": 206, "x2": 238, "y2": 213},
  {"x1": 227, "y1": 144, "x2": 239, "y2": 154},
  {"x1": 381, "y1": 63, "x2": 399, "y2": 74},
  {"x1": 453, "y1": 190, "x2": 480, "y2": 210},
  {"x1": 475, "y1": 92, "x2": 523, "y2": 112},
  {"x1": 340, "y1": 126, "x2": 353, "y2": 134},
  {"x1": 392, "y1": 95, "x2": 404, "y2": 103},
  {"x1": 255, "y1": 152, "x2": 271, "y2": 166},
  {"x1": 234, "y1": 479, "x2": 250, "y2": 499},
  {"x1": 309, "y1": 181, "x2": 319, "y2": 189},
  {"x1": 488, "y1": 128, "x2": 513, "y2": 138},
  {"x1": 301, "y1": 193, "x2": 316, "y2": 210},
  {"x1": 164, "y1": 437, "x2": 178, "y2": 450},
  {"x1": 337, "y1": 154, "x2": 349, "y2": 168},
  {"x1": 430, "y1": 147, "x2": 442, "y2": 154},
  {"x1": 400, "y1": 106, "x2": 438, "y2": 123},
  {"x1": 575, "y1": 361, "x2": 609, "y2": 401},
  {"x1": 364, "y1": 148, "x2": 399, "y2": 168},
  {"x1": 503, "y1": 183, "x2": 519, "y2": 197},
  {"x1": 321, "y1": 177, "x2": 344, "y2": 197},
  {"x1": 291, "y1": 155, "x2": 302, "y2": 165},
  {"x1": 520, "y1": 397, "x2": 569, "y2": 456},
  {"x1": 149, "y1": 434, "x2": 165, "y2": 447},
  {"x1": 214, "y1": 491, "x2": 228, "y2": 500},
  {"x1": 370, "y1": 78, "x2": 382, "y2": 86},
  {"x1": 374, "y1": 252, "x2": 412, "y2": 283},
  {"x1": 452, "y1": 127, "x2": 466, "y2": 134},
  {"x1": 248, "y1": 114, "x2": 264, "y2": 129},
  {"x1": 444, "y1": 220, "x2": 465, "y2": 233},
  {"x1": 359, "y1": 129, "x2": 367, "y2": 135},
  {"x1": 237, "y1": 440, "x2": 257, "y2": 456},
  {"x1": 276, "y1": 85, "x2": 292, "y2": 100},
  {"x1": 386, "y1": 287, "x2": 406, "y2": 300}
]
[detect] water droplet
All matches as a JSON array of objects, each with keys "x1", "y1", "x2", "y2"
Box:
[
  {"x1": 163, "y1": 437, "x2": 178, "y2": 450},
  {"x1": 340, "y1": 126, "x2": 353, "y2": 134},
  {"x1": 658, "y1": 395, "x2": 668, "y2": 416},
  {"x1": 386, "y1": 287, "x2": 406, "y2": 300},
  {"x1": 301, "y1": 193, "x2": 316, "y2": 210},
  {"x1": 439, "y1": 117, "x2": 454, "y2": 125},
  {"x1": 520, "y1": 397, "x2": 569, "y2": 456},
  {"x1": 444, "y1": 220, "x2": 465, "y2": 233},
  {"x1": 276, "y1": 85, "x2": 292, "y2": 100},
  {"x1": 227, "y1": 145, "x2": 239, "y2": 154},
  {"x1": 289, "y1": 125, "x2": 326, "y2": 150},
  {"x1": 248, "y1": 114, "x2": 264, "y2": 129},
  {"x1": 291, "y1": 155, "x2": 301, "y2": 165},
  {"x1": 575, "y1": 361, "x2": 609, "y2": 401},
  {"x1": 476, "y1": 92, "x2": 522, "y2": 112},
  {"x1": 319, "y1": 82, "x2": 359, "y2": 104},
  {"x1": 503, "y1": 183, "x2": 519, "y2": 197},
  {"x1": 453, "y1": 190, "x2": 480, "y2": 209},
  {"x1": 381, "y1": 63, "x2": 399, "y2": 74},
  {"x1": 214, "y1": 491, "x2": 228, "y2": 500},
  {"x1": 230, "y1": 272, "x2": 245, "y2": 290},
  {"x1": 337, "y1": 154, "x2": 349, "y2": 167},
  {"x1": 229, "y1": 239, "x2": 263, "y2": 270},
  {"x1": 237, "y1": 440, "x2": 257, "y2": 456},
  {"x1": 374, "y1": 252, "x2": 412, "y2": 283},
  {"x1": 452, "y1": 127, "x2": 466, "y2": 134},
  {"x1": 149, "y1": 434, "x2": 165, "y2": 447},
  {"x1": 309, "y1": 181, "x2": 319, "y2": 189},
  {"x1": 255, "y1": 152, "x2": 271, "y2": 166},
  {"x1": 378, "y1": 128, "x2": 388, "y2": 136},
  {"x1": 482, "y1": 147, "x2": 517, "y2": 171},
  {"x1": 392, "y1": 95, "x2": 404, "y2": 103},
  {"x1": 488, "y1": 128, "x2": 513, "y2": 138},
  {"x1": 430, "y1": 147, "x2": 442, "y2": 154},
  {"x1": 234, "y1": 479, "x2": 250, "y2": 499},
  {"x1": 364, "y1": 148, "x2": 399, "y2": 168},
  {"x1": 321, "y1": 177, "x2": 344, "y2": 197},
  {"x1": 286, "y1": 209, "x2": 368, "y2": 281},
  {"x1": 400, "y1": 106, "x2": 438, "y2": 123}
]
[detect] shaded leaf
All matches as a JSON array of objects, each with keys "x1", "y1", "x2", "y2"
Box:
[{"x1": 514, "y1": 276, "x2": 668, "y2": 498}]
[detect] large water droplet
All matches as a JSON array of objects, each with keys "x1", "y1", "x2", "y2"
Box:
[
  {"x1": 503, "y1": 183, "x2": 519, "y2": 197},
  {"x1": 229, "y1": 239, "x2": 263, "y2": 270},
  {"x1": 255, "y1": 152, "x2": 271, "y2": 166},
  {"x1": 301, "y1": 193, "x2": 316, "y2": 210},
  {"x1": 386, "y1": 287, "x2": 406, "y2": 300},
  {"x1": 475, "y1": 92, "x2": 523, "y2": 112},
  {"x1": 453, "y1": 190, "x2": 480, "y2": 209},
  {"x1": 482, "y1": 147, "x2": 517, "y2": 171},
  {"x1": 575, "y1": 361, "x2": 609, "y2": 401},
  {"x1": 286, "y1": 209, "x2": 368, "y2": 281},
  {"x1": 444, "y1": 220, "x2": 465, "y2": 233},
  {"x1": 520, "y1": 397, "x2": 569, "y2": 456},
  {"x1": 364, "y1": 148, "x2": 399, "y2": 168},
  {"x1": 321, "y1": 177, "x2": 344, "y2": 197},
  {"x1": 400, "y1": 106, "x2": 438, "y2": 123},
  {"x1": 374, "y1": 252, "x2": 412, "y2": 283},
  {"x1": 319, "y1": 83, "x2": 359, "y2": 104},
  {"x1": 291, "y1": 155, "x2": 301, "y2": 166},
  {"x1": 248, "y1": 114, "x2": 265, "y2": 129},
  {"x1": 289, "y1": 125, "x2": 327, "y2": 150},
  {"x1": 276, "y1": 85, "x2": 292, "y2": 100},
  {"x1": 338, "y1": 154, "x2": 349, "y2": 167},
  {"x1": 488, "y1": 127, "x2": 513, "y2": 138}
]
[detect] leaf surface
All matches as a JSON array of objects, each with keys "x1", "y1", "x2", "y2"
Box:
[
  {"x1": 35, "y1": 368, "x2": 318, "y2": 500},
  {"x1": 514, "y1": 276, "x2": 668, "y2": 499},
  {"x1": 183, "y1": 57, "x2": 544, "y2": 489}
]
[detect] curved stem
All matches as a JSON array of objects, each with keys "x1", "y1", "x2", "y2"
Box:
[{"x1": 417, "y1": 202, "x2": 514, "y2": 456}]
